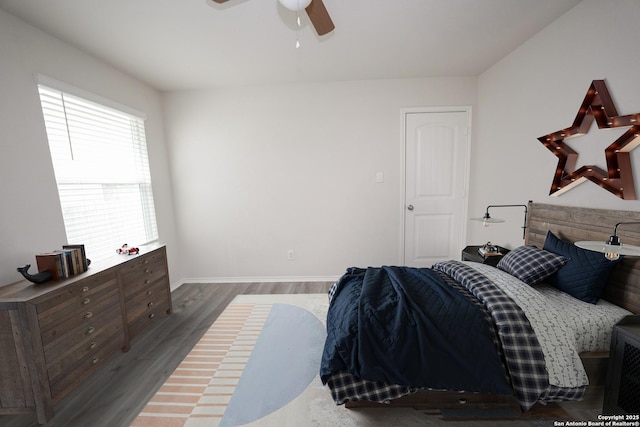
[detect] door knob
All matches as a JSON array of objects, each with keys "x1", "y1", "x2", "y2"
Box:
[{"x1": 407, "y1": 205, "x2": 414, "y2": 211}]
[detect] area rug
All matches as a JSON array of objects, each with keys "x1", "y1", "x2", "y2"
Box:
[
  {"x1": 131, "y1": 294, "x2": 329, "y2": 427},
  {"x1": 131, "y1": 293, "x2": 576, "y2": 427}
]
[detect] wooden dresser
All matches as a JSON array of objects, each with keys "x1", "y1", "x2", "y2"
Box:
[{"x1": 0, "y1": 244, "x2": 172, "y2": 423}]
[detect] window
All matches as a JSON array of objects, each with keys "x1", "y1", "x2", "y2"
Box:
[{"x1": 37, "y1": 79, "x2": 158, "y2": 263}]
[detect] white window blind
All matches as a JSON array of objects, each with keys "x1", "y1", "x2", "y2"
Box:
[{"x1": 37, "y1": 83, "x2": 158, "y2": 263}]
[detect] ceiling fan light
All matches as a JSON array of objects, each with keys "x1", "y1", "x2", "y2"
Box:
[{"x1": 278, "y1": 0, "x2": 312, "y2": 12}]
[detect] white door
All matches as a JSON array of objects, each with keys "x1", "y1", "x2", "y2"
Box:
[{"x1": 403, "y1": 108, "x2": 470, "y2": 267}]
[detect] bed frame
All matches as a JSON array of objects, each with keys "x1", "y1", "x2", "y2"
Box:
[
  {"x1": 525, "y1": 202, "x2": 640, "y2": 315},
  {"x1": 346, "y1": 202, "x2": 640, "y2": 410}
]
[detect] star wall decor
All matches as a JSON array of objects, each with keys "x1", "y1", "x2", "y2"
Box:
[{"x1": 538, "y1": 80, "x2": 640, "y2": 200}]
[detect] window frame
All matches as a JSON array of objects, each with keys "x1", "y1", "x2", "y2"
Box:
[{"x1": 36, "y1": 75, "x2": 159, "y2": 263}]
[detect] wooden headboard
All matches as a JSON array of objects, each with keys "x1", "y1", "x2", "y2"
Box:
[{"x1": 525, "y1": 202, "x2": 640, "y2": 314}]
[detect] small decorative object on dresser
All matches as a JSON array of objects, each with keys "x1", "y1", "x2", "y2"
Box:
[
  {"x1": 16, "y1": 264, "x2": 53, "y2": 284},
  {"x1": 0, "y1": 243, "x2": 172, "y2": 424},
  {"x1": 117, "y1": 243, "x2": 140, "y2": 255}
]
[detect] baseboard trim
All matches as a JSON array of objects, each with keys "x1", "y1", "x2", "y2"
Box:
[{"x1": 171, "y1": 276, "x2": 339, "y2": 291}]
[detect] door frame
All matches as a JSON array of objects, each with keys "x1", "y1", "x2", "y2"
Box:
[{"x1": 400, "y1": 106, "x2": 472, "y2": 265}]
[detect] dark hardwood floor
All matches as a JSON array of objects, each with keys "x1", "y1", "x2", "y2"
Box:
[{"x1": 0, "y1": 282, "x2": 334, "y2": 427}]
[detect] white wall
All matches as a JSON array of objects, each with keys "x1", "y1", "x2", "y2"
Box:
[
  {"x1": 469, "y1": 0, "x2": 640, "y2": 250},
  {"x1": 163, "y1": 79, "x2": 477, "y2": 281},
  {"x1": 7, "y1": 0, "x2": 637, "y2": 284},
  {"x1": 0, "y1": 10, "x2": 180, "y2": 286}
]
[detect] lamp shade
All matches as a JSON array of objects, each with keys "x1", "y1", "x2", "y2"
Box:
[
  {"x1": 470, "y1": 216, "x2": 506, "y2": 224},
  {"x1": 575, "y1": 241, "x2": 640, "y2": 259},
  {"x1": 278, "y1": 0, "x2": 312, "y2": 11},
  {"x1": 575, "y1": 221, "x2": 640, "y2": 261}
]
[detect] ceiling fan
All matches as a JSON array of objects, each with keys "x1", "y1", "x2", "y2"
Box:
[{"x1": 212, "y1": 0, "x2": 335, "y2": 36}]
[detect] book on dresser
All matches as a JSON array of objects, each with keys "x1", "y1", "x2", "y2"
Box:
[
  {"x1": 35, "y1": 252, "x2": 65, "y2": 280},
  {"x1": 63, "y1": 244, "x2": 88, "y2": 271},
  {"x1": 35, "y1": 244, "x2": 88, "y2": 280}
]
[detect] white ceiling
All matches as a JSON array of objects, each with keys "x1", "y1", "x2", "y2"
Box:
[{"x1": 0, "y1": 0, "x2": 582, "y2": 92}]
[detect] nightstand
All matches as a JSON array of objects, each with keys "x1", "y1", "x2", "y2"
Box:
[
  {"x1": 461, "y1": 245, "x2": 509, "y2": 267},
  {"x1": 603, "y1": 315, "x2": 640, "y2": 415}
]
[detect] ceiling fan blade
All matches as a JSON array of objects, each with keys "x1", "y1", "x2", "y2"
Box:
[
  {"x1": 211, "y1": 0, "x2": 229, "y2": 3},
  {"x1": 305, "y1": 0, "x2": 334, "y2": 36}
]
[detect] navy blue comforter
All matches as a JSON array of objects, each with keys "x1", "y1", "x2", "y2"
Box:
[{"x1": 320, "y1": 266, "x2": 511, "y2": 394}]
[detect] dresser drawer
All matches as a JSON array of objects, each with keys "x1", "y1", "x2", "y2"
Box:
[
  {"x1": 48, "y1": 331, "x2": 123, "y2": 401},
  {"x1": 45, "y1": 315, "x2": 123, "y2": 385},
  {"x1": 42, "y1": 299, "x2": 123, "y2": 365},
  {"x1": 120, "y1": 253, "x2": 167, "y2": 299},
  {"x1": 35, "y1": 272, "x2": 118, "y2": 331},
  {"x1": 125, "y1": 279, "x2": 170, "y2": 324},
  {"x1": 128, "y1": 293, "x2": 170, "y2": 339},
  {"x1": 40, "y1": 286, "x2": 120, "y2": 348}
]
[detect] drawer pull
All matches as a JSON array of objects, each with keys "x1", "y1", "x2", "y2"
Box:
[
  {"x1": 81, "y1": 286, "x2": 90, "y2": 293},
  {"x1": 145, "y1": 279, "x2": 150, "y2": 284},
  {"x1": 148, "y1": 313, "x2": 155, "y2": 319},
  {"x1": 144, "y1": 259, "x2": 149, "y2": 265},
  {"x1": 92, "y1": 357, "x2": 99, "y2": 365},
  {"x1": 146, "y1": 290, "x2": 153, "y2": 296},
  {"x1": 88, "y1": 341, "x2": 97, "y2": 350},
  {"x1": 147, "y1": 302, "x2": 154, "y2": 308},
  {"x1": 82, "y1": 298, "x2": 91, "y2": 305},
  {"x1": 145, "y1": 268, "x2": 151, "y2": 274},
  {"x1": 84, "y1": 311, "x2": 93, "y2": 319},
  {"x1": 86, "y1": 326, "x2": 95, "y2": 335}
]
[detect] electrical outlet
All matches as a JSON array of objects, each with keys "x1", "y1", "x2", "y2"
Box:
[{"x1": 287, "y1": 250, "x2": 295, "y2": 260}]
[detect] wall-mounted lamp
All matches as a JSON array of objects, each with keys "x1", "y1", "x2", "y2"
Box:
[
  {"x1": 575, "y1": 222, "x2": 640, "y2": 261},
  {"x1": 470, "y1": 203, "x2": 529, "y2": 239}
]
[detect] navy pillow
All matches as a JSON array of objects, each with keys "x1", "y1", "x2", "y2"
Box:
[
  {"x1": 542, "y1": 231, "x2": 620, "y2": 304},
  {"x1": 496, "y1": 245, "x2": 567, "y2": 286}
]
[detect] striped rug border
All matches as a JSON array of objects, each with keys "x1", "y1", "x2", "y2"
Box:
[{"x1": 131, "y1": 301, "x2": 271, "y2": 427}]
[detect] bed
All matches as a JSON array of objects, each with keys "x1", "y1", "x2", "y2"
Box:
[{"x1": 320, "y1": 202, "x2": 640, "y2": 411}]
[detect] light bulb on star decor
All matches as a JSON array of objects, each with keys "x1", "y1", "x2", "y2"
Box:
[{"x1": 279, "y1": 0, "x2": 312, "y2": 11}]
